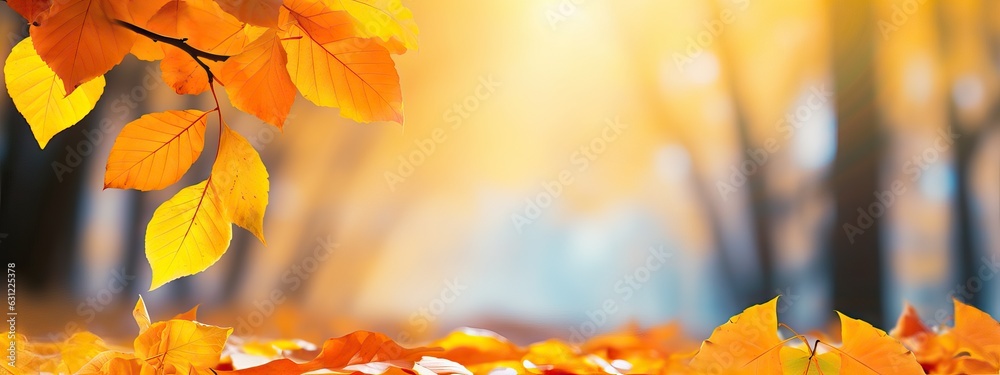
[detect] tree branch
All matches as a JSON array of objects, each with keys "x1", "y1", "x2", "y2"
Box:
[{"x1": 114, "y1": 20, "x2": 230, "y2": 81}]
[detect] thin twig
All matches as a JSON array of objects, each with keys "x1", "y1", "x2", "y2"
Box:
[{"x1": 113, "y1": 19, "x2": 230, "y2": 81}]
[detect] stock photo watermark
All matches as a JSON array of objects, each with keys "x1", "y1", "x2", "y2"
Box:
[
  {"x1": 878, "y1": 0, "x2": 929, "y2": 40},
  {"x1": 511, "y1": 117, "x2": 627, "y2": 234},
  {"x1": 44, "y1": 268, "x2": 136, "y2": 343},
  {"x1": 394, "y1": 278, "x2": 467, "y2": 345},
  {"x1": 673, "y1": 0, "x2": 750, "y2": 72},
  {"x1": 545, "y1": 0, "x2": 593, "y2": 30},
  {"x1": 716, "y1": 84, "x2": 833, "y2": 201},
  {"x1": 235, "y1": 234, "x2": 339, "y2": 336},
  {"x1": 842, "y1": 127, "x2": 960, "y2": 244},
  {"x1": 569, "y1": 245, "x2": 673, "y2": 345},
  {"x1": 384, "y1": 75, "x2": 501, "y2": 192}
]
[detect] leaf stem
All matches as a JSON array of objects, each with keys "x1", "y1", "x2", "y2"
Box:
[{"x1": 113, "y1": 19, "x2": 230, "y2": 82}]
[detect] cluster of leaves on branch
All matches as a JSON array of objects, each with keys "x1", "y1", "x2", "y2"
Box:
[
  {"x1": 3, "y1": 0, "x2": 417, "y2": 290},
  {"x1": 6, "y1": 296, "x2": 1000, "y2": 374}
]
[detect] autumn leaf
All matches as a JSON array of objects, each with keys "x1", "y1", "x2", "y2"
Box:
[
  {"x1": 134, "y1": 296, "x2": 153, "y2": 334},
  {"x1": 521, "y1": 339, "x2": 609, "y2": 374},
  {"x1": 211, "y1": 125, "x2": 269, "y2": 243},
  {"x1": 283, "y1": 0, "x2": 403, "y2": 124},
  {"x1": 125, "y1": 0, "x2": 173, "y2": 60},
  {"x1": 134, "y1": 320, "x2": 232, "y2": 373},
  {"x1": 52, "y1": 331, "x2": 111, "y2": 374},
  {"x1": 29, "y1": 0, "x2": 136, "y2": 93},
  {"x1": 220, "y1": 29, "x2": 295, "y2": 127},
  {"x1": 77, "y1": 351, "x2": 144, "y2": 375},
  {"x1": 324, "y1": 0, "x2": 419, "y2": 52},
  {"x1": 4, "y1": 37, "x2": 105, "y2": 149},
  {"x1": 105, "y1": 110, "x2": 210, "y2": 191},
  {"x1": 213, "y1": 0, "x2": 281, "y2": 27},
  {"x1": 240, "y1": 339, "x2": 316, "y2": 358},
  {"x1": 431, "y1": 328, "x2": 524, "y2": 367},
  {"x1": 690, "y1": 297, "x2": 922, "y2": 375},
  {"x1": 6, "y1": 0, "x2": 51, "y2": 23},
  {"x1": 217, "y1": 330, "x2": 457, "y2": 374},
  {"x1": 889, "y1": 303, "x2": 931, "y2": 339},
  {"x1": 102, "y1": 357, "x2": 151, "y2": 375},
  {"x1": 174, "y1": 304, "x2": 201, "y2": 321},
  {"x1": 949, "y1": 298, "x2": 1000, "y2": 366},
  {"x1": 160, "y1": 46, "x2": 212, "y2": 95},
  {"x1": 689, "y1": 297, "x2": 784, "y2": 374},
  {"x1": 834, "y1": 311, "x2": 924, "y2": 375},
  {"x1": 145, "y1": 0, "x2": 260, "y2": 93},
  {"x1": 146, "y1": 0, "x2": 250, "y2": 54},
  {"x1": 145, "y1": 180, "x2": 232, "y2": 290}
]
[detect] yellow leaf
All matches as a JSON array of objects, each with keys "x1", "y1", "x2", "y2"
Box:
[
  {"x1": 212, "y1": 125, "x2": 269, "y2": 243},
  {"x1": 779, "y1": 346, "x2": 840, "y2": 375},
  {"x1": 325, "y1": 0, "x2": 419, "y2": 51},
  {"x1": 213, "y1": 0, "x2": 281, "y2": 27},
  {"x1": 103, "y1": 357, "x2": 152, "y2": 375},
  {"x1": 134, "y1": 296, "x2": 152, "y2": 334},
  {"x1": 105, "y1": 110, "x2": 210, "y2": 191},
  {"x1": 56, "y1": 331, "x2": 110, "y2": 374},
  {"x1": 29, "y1": 0, "x2": 136, "y2": 94},
  {"x1": 134, "y1": 320, "x2": 232, "y2": 374},
  {"x1": 283, "y1": 0, "x2": 403, "y2": 124},
  {"x1": 3, "y1": 37, "x2": 105, "y2": 149},
  {"x1": 220, "y1": 30, "x2": 295, "y2": 127},
  {"x1": 145, "y1": 180, "x2": 231, "y2": 290}
]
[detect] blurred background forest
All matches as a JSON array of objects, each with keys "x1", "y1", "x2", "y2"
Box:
[{"x1": 1, "y1": 0, "x2": 998, "y2": 345}]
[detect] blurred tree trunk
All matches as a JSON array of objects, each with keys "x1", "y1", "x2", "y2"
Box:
[
  {"x1": 935, "y1": 0, "x2": 1000, "y2": 307},
  {"x1": 714, "y1": 16, "x2": 774, "y2": 303},
  {"x1": 0, "y1": 102, "x2": 89, "y2": 294},
  {"x1": 829, "y1": 0, "x2": 884, "y2": 325}
]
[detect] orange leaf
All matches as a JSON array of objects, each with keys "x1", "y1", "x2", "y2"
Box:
[
  {"x1": 173, "y1": 305, "x2": 200, "y2": 321},
  {"x1": 950, "y1": 298, "x2": 1000, "y2": 366},
  {"x1": 146, "y1": 0, "x2": 250, "y2": 55},
  {"x1": 283, "y1": 0, "x2": 403, "y2": 124},
  {"x1": 835, "y1": 311, "x2": 924, "y2": 375},
  {"x1": 889, "y1": 303, "x2": 948, "y2": 368},
  {"x1": 103, "y1": 357, "x2": 151, "y2": 375},
  {"x1": 521, "y1": 339, "x2": 607, "y2": 374},
  {"x1": 220, "y1": 30, "x2": 295, "y2": 127},
  {"x1": 160, "y1": 46, "x2": 211, "y2": 95},
  {"x1": 77, "y1": 351, "x2": 137, "y2": 375},
  {"x1": 213, "y1": 0, "x2": 280, "y2": 27},
  {"x1": 125, "y1": 0, "x2": 172, "y2": 60},
  {"x1": 104, "y1": 110, "x2": 210, "y2": 191},
  {"x1": 431, "y1": 329, "x2": 523, "y2": 366},
  {"x1": 7, "y1": 0, "x2": 51, "y2": 23},
  {"x1": 218, "y1": 331, "x2": 446, "y2": 374},
  {"x1": 889, "y1": 303, "x2": 931, "y2": 339},
  {"x1": 29, "y1": 0, "x2": 136, "y2": 94}
]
